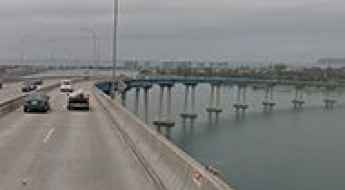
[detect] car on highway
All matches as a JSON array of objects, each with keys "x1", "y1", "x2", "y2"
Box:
[
  {"x1": 22, "y1": 81, "x2": 37, "y2": 92},
  {"x1": 0, "y1": 82, "x2": 2, "y2": 89},
  {"x1": 67, "y1": 89, "x2": 90, "y2": 110},
  {"x1": 32, "y1": 79, "x2": 43, "y2": 85},
  {"x1": 23, "y1": 93, "x2": 50, "y2": 113},
  {"x1": 60, "y1": 80, "x2": 73, "y2": 93}
]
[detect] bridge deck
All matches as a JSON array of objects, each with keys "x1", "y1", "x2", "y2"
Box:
[{"x1": 0, "y1": 82, "x2": 158, "y2": 190}]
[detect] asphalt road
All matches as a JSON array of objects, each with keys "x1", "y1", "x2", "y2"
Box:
[{"x1": 0, "y1": 82, "x2": 158, "y2": 190}]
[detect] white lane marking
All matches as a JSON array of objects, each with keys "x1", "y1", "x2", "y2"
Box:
[{"x1": 43, "y1": 128, "x2": 55, "y2": 143}]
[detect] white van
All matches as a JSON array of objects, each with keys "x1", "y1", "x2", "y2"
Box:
[{"x1": 60, "y1": 80, "x2": 73, "y2": 92}]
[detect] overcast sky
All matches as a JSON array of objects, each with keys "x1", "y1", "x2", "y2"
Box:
[{"x1": 0, "y1": 0, "x2": 344, "y2": 63}]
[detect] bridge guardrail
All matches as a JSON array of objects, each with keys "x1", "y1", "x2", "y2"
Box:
[
  {"x1": 133, "y1": 75, "x2": 345, "y2": 87},
  {"x1": 0, "y1": 78, "x2": 86, "y2": 116},
  {"x1": 94, "y1": 87, "x2": 234, "y2": 190}
]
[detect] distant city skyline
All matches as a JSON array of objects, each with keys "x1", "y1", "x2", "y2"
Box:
[
  {"x1": 0, "y1": 0, "x2": 344, "y2": 63},
  {"x1": 2, "y1": 57, "x2": 342, "y2": 68}
]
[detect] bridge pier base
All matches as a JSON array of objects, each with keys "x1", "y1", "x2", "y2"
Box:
[
  {"x1": 154, "y1": 120, "x2": 175, "y2": 136},
  {"x1": 206, "y1": 83, "x2": 223, "y2": 124},
  {"x1": 323, "y1": 86, "x2": 337, "y2": 110},
  {"x1": 292, "y1": 85, "x2": 305, "y2": 110},
  {"x1": 324, "y1": 99, "x2": 336, "y2": 109},
  {"x1": 292, "y1": 100, "x2": 305, "y2": 109},
  {"x1": 233, "y1": 84, "x2": 248, "y2": 114},
  {"x1": 180, "y1": 83, "x2": 198, "y2": 127},
  {"x1": 262, "y1": 85, "x2": 276, "y2": 112},
  {"x1": 153, "y1": 83, "x2": 175, "y2": 135}
]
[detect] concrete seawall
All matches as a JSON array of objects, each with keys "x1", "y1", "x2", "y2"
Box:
[{"x1": 95, "y1": 88, "x2": 234, "y2": 190}]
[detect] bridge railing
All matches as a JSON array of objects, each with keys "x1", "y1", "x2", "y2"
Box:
[
  {"x1": 94, "y1": 87, "x2": 234, "y2": 190},
  {"x1": 134, "y1": 75, "x2": 345, "y2": 87}
]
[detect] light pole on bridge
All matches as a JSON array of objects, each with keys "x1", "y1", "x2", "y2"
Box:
[
  {"x1": 111, "y1": 0, "x2": 119, "y2": 98},
  {"x1": 80, "y1": 27, "x2": 99, "y2": 76},
  {"x1": 80, "y1": 27, "x2": 99, "y2": 66}
]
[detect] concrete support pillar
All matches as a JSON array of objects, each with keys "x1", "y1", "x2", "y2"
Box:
[
  {"x1": 324, "y1": 86, "x2": 336, "y2": 109},
  {"x1": 207, "y1": 84, "x2": 215, "y2": 122},
  {"x1": 209, "y1": 84, "x2": 215, "y2": 108},
  {"x1": 134, "y1": 88, "x2": 140, "y2": 115},
  {"x1": 299, "y1": 89, "x2": 303, "y2": 100},
  {"x1": 263, "y1": 85, "x2": 276, "y2": 112},
  {"x1": 215, "y1": 85, "x2": 221, "y2": 122},
  {"x1": 206, "y1": 83, "x2": 223, "y2": 124},
  {"x1": 158, "y1": 86, "x2": 164, "y2": 120},
  {"x1": 153, "y1": 83, "x2": 175, "y2": 133},
  {"x1": 181, "y1": 83, "x2": 198, "y2": 127},
  {"x1": 167, "y1": 86, "x2": 172, "y2": 120},
  {"x1": 143, "y1": 87, "x2": 150, "y2": 124},
  {"x1": 121, "y1": 91, "x2": 127, "y2": 107},
  {"x1": 270, "y1": 86, "x2": 274, "y2": 101},
  {"x1": 191, "y1": 85, "x2": 196, "y2": 113},
  {"x1": 264, "y1": 87, "x2": 269, "y2": 101},
  {"x1": 236, "y1": 86, "x2": 241, "y2": 103},
  {"x1": 292, "y1": 86, "x2": 305, "y2": 110},
  {"x1": 184, "y1": 85, "x2": 190, "y2": 112},
  {"x1": 234, "y1": 84, "x2": 249, "y2": 114},
  {"x1": 216, "y1": 85, "x2": 221, "y2": 108},
  {"x1": 242, "y1": 86, "x2": 247, "y2": 105}
]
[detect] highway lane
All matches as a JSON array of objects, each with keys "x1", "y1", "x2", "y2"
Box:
[
  {"x1": 0, "y1": 79, "x2": 61, "y2": 104},
  {"x1": 0, "y1": 82, "x2": 158, "y2": 190}
]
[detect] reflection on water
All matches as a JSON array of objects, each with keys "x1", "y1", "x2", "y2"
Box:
[{"x1": 124, "y1": 84, "x2": 345, "y2": 190}]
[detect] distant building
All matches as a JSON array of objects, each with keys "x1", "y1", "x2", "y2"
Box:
[
  {"x1": 160, "y1": 61, "x2": 192, "y2": 69},
  {"x1": 317, "y1": 58, "x2": 345, "y2": 68},
  {"x1": 124, "y1": 60, "x2": 139, "y2": 70},
  {"x1": 209, "y1": 61, "x2": 229, "y2": 69},
  {"x1": 194, "y1": 62, "x2": 207, "y2": 69},
  {"x1": 143, "y1": 61, "x2": 152, "y2": 69}
]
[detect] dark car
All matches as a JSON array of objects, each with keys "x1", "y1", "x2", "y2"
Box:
[
  {"x1": 32, "y1": 79, "x2": 43, "y2": 85},
  {"x1": 22, "y1": 81, "x2": 37, "y2": 92},
  {"x1": 67, "y1": 90, "x2": 90, "y2": 110},
  {"x1": 0, "y1": 82, "x2": 2, "y2": 89},
  {"x1": 23, "y1": 93, "x2": 50, "y2": 113}
]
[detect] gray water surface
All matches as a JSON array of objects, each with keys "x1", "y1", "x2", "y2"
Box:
[
  {"x1": 174, "y1": 108, "x2": 345, "y2": 190},
  {"x1": 125, "y1": 84, "x2": 345, "y2": 190}
]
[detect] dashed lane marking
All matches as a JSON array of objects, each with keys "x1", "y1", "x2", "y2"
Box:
[{"x1": 43, "y1": 128, "x2": 55, "y2": 144}]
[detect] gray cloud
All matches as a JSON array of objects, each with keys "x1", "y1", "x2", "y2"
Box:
[{"x1": 0, "y1": 0, "x2": 344, "y2": 63}]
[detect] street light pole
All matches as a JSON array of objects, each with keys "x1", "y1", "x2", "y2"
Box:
[
  {"x1": 19, "y1": 37, "x2": 26, "y2": 65},
  {"x1": 80, "y1": 27, "x2": 99, "y2": 76},
  {"x1": 112, "y1": 0, "x2": 119, "y2": 98},
  {"x1": 90, "y1": 31, "x2": 98, "y2": 66}
]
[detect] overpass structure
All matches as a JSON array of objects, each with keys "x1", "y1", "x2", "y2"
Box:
[
  {"x1": 0, "y1": 77, "x2": 234, "y2": 190},
  {"x1": 96, "y1": 75, "x2": 343, "y2": 130}
]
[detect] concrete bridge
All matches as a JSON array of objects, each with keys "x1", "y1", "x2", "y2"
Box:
[
  {"x1": 0, "y1": 77, "x2": 234, "y2": 190},
  {"x1": 97, "y1": 75, "x2": 343, "y2": 132},
  {"x1": 1, "y1": 69, "x2": 343, "y2": 189}
]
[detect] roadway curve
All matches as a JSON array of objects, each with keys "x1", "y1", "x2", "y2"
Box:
[{"x1": 0, "y1": 82, "x2": 158, "y2": 190}]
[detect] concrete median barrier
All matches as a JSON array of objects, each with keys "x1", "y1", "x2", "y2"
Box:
[
  {"x1": 94, "y1": 88, "x2": 234, "y2": 190},
  {"x1": 0, "y1": 96, "x2": 24, "y2": 116}
]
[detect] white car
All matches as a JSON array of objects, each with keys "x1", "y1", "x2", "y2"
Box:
[{"x1": 60, "y1": 80, "x2": 74, "y2": 93}]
